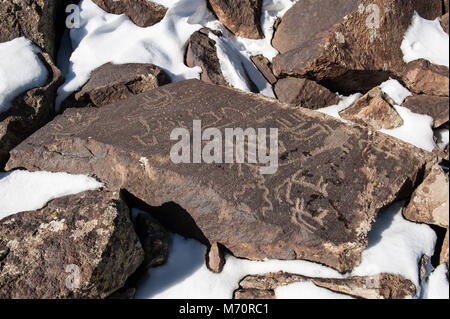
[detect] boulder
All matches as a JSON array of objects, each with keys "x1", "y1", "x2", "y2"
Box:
[
  {"x1": 186, "y1": 29, "x2": 229, "y2": 87},
  {"x1": 442, "y1": 13, "x2": 449, "y2": 34},
  {"x1": 402, "y1": 95, "x2": 449, "y2": 128},
  {"x1": 339, "y1": 87, "x2": 403, "y2": 130},
  {"x1": 208, "y1": 0, "x2": 263, "y2": 39},
  {"x1": 61, "y1": 62, "x2": 170, "y2": 109},
  {"x1": 0, "y1": 190, "x2": 144, "y2": 299},
  {"x1": 274, "y1": 77, "x2": 339, "y2": 110},
  {"x1": 5, "y1": 80, "x2": 435, "y2": 273},
  {"x1": 235, "y1": 272, "x2": 416, "y2": 299},
  {"x1": 272, "y1": 0, "x2": 443, "y2": 94},
  {"x1": 134, "y1": 212, "x2": 168, "y2": 269},
  {"x1": 402, "y1": 59, "x2": 449, "y2": 97},
  {"x1": 250, "y1": 55, "x2": 277, "y2": 85},
  {"x1": 0, "y1": 0, "x2": 64, "y2": 60},
  {"x1": 206, "y1": 242, "x2": 225, "y2": 273},
  {"x1": 403, "y1": 164, "x2": 449, "y2": 228},
  {"x1": 0, "y1": 53, "x2": 62, "y2": 169},
  {"x1": 92, "y1": 0, "x2": 167, "y2": 28}
]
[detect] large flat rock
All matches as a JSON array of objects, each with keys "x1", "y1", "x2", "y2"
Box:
[{"x1": 6, "y1": 80, "x2": 434, "y2": 272}]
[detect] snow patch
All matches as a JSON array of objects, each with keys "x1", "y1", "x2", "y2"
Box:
[
  {"x1": 379, "y1": 78, "x2": 412, "y2": 105},
  {"x1": 0, "y1": 37, "x2": 49, "y2": 114},
  {"x1": 422, "y1": 265, "x2": 450, "y2": 299},
  {"x1": 0, "y1": 170, "x2": 103, "y2": 219},
  {"x1": 402, "y1": 12, "x2": 449, "y2": 67}
]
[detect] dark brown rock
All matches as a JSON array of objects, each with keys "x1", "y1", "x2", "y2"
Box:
[
  {"x1": 0, "y1": 53, "x2": 62, "y2": 169},
  {"x1": 208, "y1": 0, "x2": 263, "y2": 39},
  {"x1": 403, "y1": 164, "x2": 449, "y2": 228},
  {"x1": 92, "y1": 0, "x2": 167, "y2": 28},
  {"x1": 445, "y1": 0, "x2": 449, "y2": 14},
  {"x1": 0, "y1": 0, "x2": 63, "y2": 59},
  {"x1": 206, "y1": 242, "x2": 225, "y2": 273},
  {"x1": 274, "y1": 77, "x2": 339, "y2": 110},
  {"x1": 186, "y1": 28, "x2": 229, "y2": 87},
  {"x1": 403, "y1": 59, "x2": 449, "y2": 97},
  {"x1": 237, "y1": 272, "x2": 416, "y2": 299},
  {"x1": 403, "y1": 95, "x2": 449, "y2": 128},
  {"x1": 250, "y1": 55, "x2": 277, "y2": 85},
  {"x1": 135, "y1": 212, "x2": 168, "y2": 268},
  {"x1": 62, "y1": 62, "x2": 170, "y2": 110},
  {"x1": 186, "y1": 28, "x2": 258, "y2": 92},
  {"x1": 5, "y1": 80, "x2": 435, "y2": 272},
  {"x1": 339, "y1": 87, "x2": 403, "y2": 130},
  {"x1": 442, "y1": 13, "x2": 449, "y2": 34},
  {"x1": 272, "y1": 0, "x2": 443, "y2": 94},
  {"x1": 0, "y1": 190, "x2": 144, "y2": 299}
]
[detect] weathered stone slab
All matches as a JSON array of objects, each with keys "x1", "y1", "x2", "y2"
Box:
[
  {"x1": 402, "y1": 95, "x2": 449, "y2": 128},
  {"x1": 402, "y1": 59, "x2": 449, "y2": 97},
  {"x1": 0, "y1": 189, "x2": 144, "y2": 299},
  {"x1": 92, "y1": 0, "x2": 167, "y2": 28},
  {"x1": 339, "y1": 87, "x2": 403, "y2": 130},
  {"x1": 251, "y1": 55, "x2": 277, "y2": 85},
  {"x1": 61, "y1": 62, "x2": 170, "y2": 109},
  {"x1": 271, "y1": 0, "x2": 443, "y2": 94},
  {"x1": 208, "y1": 0, "x2": 263, "y2": 39},
  {"x1": 235, "y1": 272, "x2": 416, "y2": 299},
  {"x1": 6, "y1": 80, "x2": 435, "y2": 272},
  {"x1": 403, "y1": 164, "x2": 449, "y2": 228}
]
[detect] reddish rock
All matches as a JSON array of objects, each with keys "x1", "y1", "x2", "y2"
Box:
[
  {"x1": 402, "y1": 95, "x2": 449, "y2": 128},
  {"x1": 206, "y1": 242, "x2": 225, "y2": 273},
  {"x1": 208, "y1": 0, "x2": 263, "y2": 39},
  {"x1": 339, "y1": 87, "x2": 403, "y2": 130},
  {"x1": 0, "y1": 53, "x2": 62, "y2": 169},
  {"x1": 403, "y1": 59, "x2": 449, "y2": 97},
  {"x1": 0, "y1": 190, "x2": 144, "y2": 299},
  {"x1": 92, "y1": 0, "x2": 167, "y2": 28},
  {"x1": 272, "y1": 0, "x2": 443, "y2": 94},
  {"x1": 62, "y1": 62, "x2": 170, "y2": 109},
  {"x1": 236, "y1": 272, "x2": 416, "y2": 299},
  {"x1": 5, "y1": 80, "x2": 435, "y2": 273},
  {"x1": 251, "y1": 55, "x2": 277, "y2": 85},
  {"x1": 403, "y1": 164, "x2": 449, "y2": 228},
  {"x1": 442, "y1": 13, "x2": 449, "y2": 34},
  {"x1": 274, "y1": 77, "x2": 339, "y2": 110}
]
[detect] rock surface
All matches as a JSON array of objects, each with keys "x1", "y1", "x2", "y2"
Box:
[
  {"x1": 441, "y1": 229, "x2": 449, "y2": 267},
  {"x1": 442, "y1": 13, "x2": 449, "y2": 34},
  {"x1": 339, "y1": 87, "x2": 403, "y2": 130},
  {"x1": 6, "y1": 80, "x2": 435, "y2": 273},
  {"x1": 235, "y1": 272, "x2": 416, "y2": 299},
  {"x1": 403, "y1": 164, "x2": 449, "y2": 228},
  {"x1": 0, "y1": 53, "x2": 62, "y2": 169},
  {"x1": 271, "y1": 0, "x2": 443, "y2": 94},
  {"x1": 186, "y1": 29, "x2": 229, "y2": 87},
  {"x1": 62, "y1": 62, "x2": 170, "y2": 109},
  {"x1": 402, "y1": 95, "x2": 449, "y2": 128},
  {"x1": 403, "y1": 59, "x2": 449, "y2": 97},
  {"x1": 134, "y1": 212, "x2": 168, "y2": 269},
  {"x1": 206, "y1": 242, "x2": 225, "y2": 273},
  {"x1": 250, "y1": 55, "x2": 277, "y2": 85},
  {"x1": 208, "y1": 0, "x2": 263, "y2": 39},
  {"x1": 0, "y1": 190, "x2": 144, "y2": 299},
  {"x1": 274, "y1": 77, "x2": 339, "y2": 110},
  {"x1": 0, "y1": 0, "x2": 64, "y2": 59},
  {"x1": 92, "y1": 0, "x2": 167, "y2": 28}
]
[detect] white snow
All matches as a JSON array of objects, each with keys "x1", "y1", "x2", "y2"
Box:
[
  {"x1": 402, "y1": 12, "x2": 449, "y2": 67},
  {"x1": 379, "y1": 78, "x2": 412, "y2": 105},
  {"x1": 275, "y1": 282, "x2": 354, "y2": 299},
  {"x1": 134, "y1": 201, "x2": 436, "y2": 299},
  {"x1": 317, "y1": 93, "x2": 362, "y2": 119},
  {"x1": 435, "y1": 128, "x2": 449, "y2": 151},
  {"x1": 422, "y1": 265, "x2": 450, "y2": 299},
  {"x1": 0, "y1": 37, "x2": 49, "y2": 114},
  {"x1": 0, "y1": 170, "x2": 103, "y2": 220}
]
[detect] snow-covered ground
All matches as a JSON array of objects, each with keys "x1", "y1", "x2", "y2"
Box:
[
  {"x1": 0, "y1": 0, "x2": 449, "y2": 300},
  {"x1": 0, "y1": 37, "x2": 49, "y2": 114}
]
